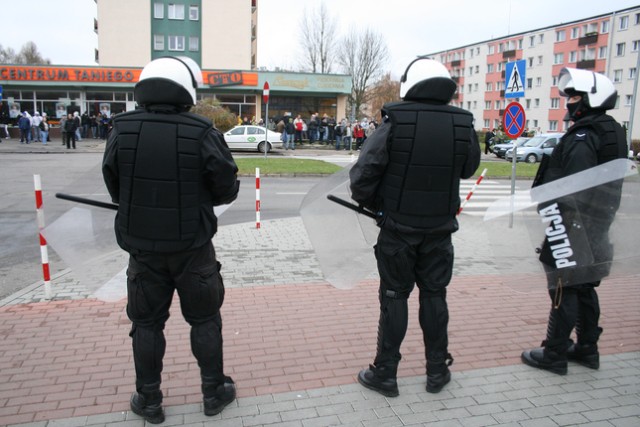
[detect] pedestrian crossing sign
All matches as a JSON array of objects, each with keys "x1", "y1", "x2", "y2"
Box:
[{"x1": 505, "y1": 60, "x2": 526, "y2": 98}]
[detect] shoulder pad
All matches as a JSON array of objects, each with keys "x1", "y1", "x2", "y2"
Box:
[{"x1": 573, "y1": 129, "x2": 589, "y2": 142}]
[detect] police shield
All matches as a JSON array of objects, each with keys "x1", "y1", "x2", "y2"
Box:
[
  {"x1": 299, "y1": 163, "x2": 379, "y2": 289},
  {"x1": 483, "y1": 159, "x2": 639, "y2": 292}
]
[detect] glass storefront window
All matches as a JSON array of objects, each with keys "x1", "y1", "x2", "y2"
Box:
[
  {"x1": 86, "y1": 92, "x2": 114, "y2": 101},
  {"x1": 35, "y1": 91, "x2": 68, "y2": 99},
  {"x1": 216, "y1": 94, "x2": 244, "y2": 103}
]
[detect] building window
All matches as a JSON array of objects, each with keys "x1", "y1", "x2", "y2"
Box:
[
  {"x1": 527, "y1": 78, "x2": 533, "y2": 89},
  {"x1": 616, "y1": 43, "x2": 626, "y2": 56},
  {"x1": 528, "y1": 57, "x2": 534, "y2": 67},
  {"x1": 556, "y1": 30, "x2": 566, "y2": 42},
  {"x1": 488, "y1": 45, "x2": 494, "y2": 54},
  {"x1": 630, "y1": 68, "x2": 637, "y2": 79},
  {"x1": 153, "y1": 2, "x2": 164, "y2": 18},
  {"x1": 189, "y1": 36, "x2": 199, "y2": 51},
  {"x1": 153, "y1": 34, "x2": 164, "y2": 50},
  {"x1": 474, "y1": 83, "x2": 479, "y2": 92},
  {"x1": 620, "y1": 15, "x2": 629, "y2": 30},
  {"x1": 486, "y1": 82, "x2": 492, "y2": 91},
  {"x1": 625, "y1": 95, "x2": 633, "y2": 106},
  {"x1": 168, "y1": 3, "x2": 185, "y2": 20},
  {"x1": 549, "y1": 121, "x2": 558, "y2": 131},
  {"x1": 582, "y1": 48, "x2": 596, "y2": 60},
  {"x1": 529, "y1": 36, "x2": 535, "y2": 47},
  {"x1": 189, "y1": 5, "x2": 199, "y2": 20},
  {"x1": 569, "y1": 51, "x2": 577, "y2": 62},
  {"x1": 571, "y1": 27, "x2": 580, "y2": 39},
  {"x1": 536, "y1": 77, "x2": 542, "y2": 87},
  {"x1": 168, "y1": 35, "x2": 185, "y2": 51},
  {"x1": 601, "y1": 20, "x2": 609, "y2": 33},
  {"x1": 635, "y1": 13, "x2": 640, "y2": 24},
  {"x1": 633, "y1": 40, "x2": 640, "y2": 52},
  {"x1": 534, "y1": 99, "x2": 540, "y2": 108},
  {"x1": 554, "y1": 53, "x2": 564, "y2": 64},
  {"x1": 598, "y1": 46, "x2": 608, "y2": 58},
  {"x1": 487, "y1": 63, "x2": 494, "y2": 73},
  {"x1": 484, "y1": 119, "x2": 490, "y2": 128},
  {"x1": 583, "y1": 23, "x2": 597, "y2": 34},
  {"x1": 551, "y1": 98, "x2": 560, "y2": 109},
  {"x1": 495, "y1": 100, "x2": 501, "y2": 110},
  {"x1": 485, "y1": 101, "x2": 491, "y2": 110},
  {"x1": 537, "y1": 56, "x2": 543, "y2": 65},
  {"x1": 614, "y1": 69, "x2": 623, "y2": 83},
  {"x1": 475, "y1": 65, "x2": 479, "y2": 74},
  {"x1": 539, "y1": 34, "x2": 544, "y2": 43},
  {"x1": 525, "y1": 99, "x2": 531, "y2": 109}
]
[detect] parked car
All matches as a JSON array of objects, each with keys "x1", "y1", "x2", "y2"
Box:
[
  {"x1": 505, "y1": 133, "x2": 563, "y2": 163},
  {"x1": 223, "y1": 125, "x2": 283, "y2": 153},
  {"x1": 493, "y1": 137, "x2": 530, "y2": 158}
]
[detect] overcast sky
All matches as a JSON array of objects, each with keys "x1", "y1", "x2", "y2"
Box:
[{"x1": 2, "y1": 0, "x2": 639, "y2": 78}]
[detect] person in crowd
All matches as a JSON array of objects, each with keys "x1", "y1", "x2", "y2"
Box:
[
  {"x1": 31, "y1": 111, "x2": 43, "y2": 142},
  {"x1": 64, "y1": 112, "x2": 78, "y2": 149},
  {"x1": 484, "y1": 128, "x2": 495, "y2": 155},
  {"x1": 521, "y1": 68, "x2": 627, "y2": 375},
  {"x1": 293, "y1": 114, "x2": 304, "y2": 145},
  {"x1": 73, "y1": 111, "x2": 82, "y2": 141},
  {"x1": 308, "y1": 113, "x2": 318, "y2": 144},
  {"x1": 59, "y1": 113, "x2": 68, "y2": 146},
  {"x1": 350, "y1": 58, "x2": 480, "y2": 397},
  {"x1": 81, "y1": 112, "x2": 90, "y2": 139},
  {"x1": 353, "y1": 121, "x2": 365, "y2": 150},
  {"x1": 284, "y1": 117, "x2": 295, "y2": 150},
  {"x1": 18, "y1": 112, "x2": 32, "y2": 144},
  {"x1": 39, "y1": 113, "x2": 49, "y2": 145},
  {"x1": 102, "y1": 56, "x2": 239, "y2": 424}
]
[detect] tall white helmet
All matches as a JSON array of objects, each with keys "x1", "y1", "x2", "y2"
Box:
[
  {"x1": 135, "y1": 56, "x2": 203, "y2": 107},
  {"x1": 558, "y1": 68, "x2": 616, "y2": 110},
  {"x1": 399, "y1": 57, "x2": 456, "y2": 103}
]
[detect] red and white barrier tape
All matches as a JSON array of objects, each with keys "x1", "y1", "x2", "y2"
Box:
[
  {"x1": 34, "y1": 174, "x2": 52, "y2": 299},
  {"x1": 458, "y1": 168, "x2": 488, "y2": 215},
  {"x1": 256, "y1": 168, "x2": 261, "y2": 229}
]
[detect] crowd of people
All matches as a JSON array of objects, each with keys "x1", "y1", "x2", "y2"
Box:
[
  {"x1": 0, "y1": 109, "x2": 117, "y2": 146},
  {"x1": 270, "y1": 113, "x2": 378, "y2": 151}
]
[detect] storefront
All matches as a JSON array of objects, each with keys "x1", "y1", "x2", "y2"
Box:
[{"x1": 0, "y1": 64, "x2": 352, "y2": 128}]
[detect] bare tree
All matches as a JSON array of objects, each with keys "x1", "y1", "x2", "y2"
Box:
[
  {"x1": 298, "y1": 1, "x2": 338, "y2": 73},
  {"x1": 338, "y1": 28, "x2": 389, "y2": 120},
  {"x1": 0, "y1": 41, "x2": 50, "y2": 65},
  {"x1": 367, "y1": 73, "x2": 401, "y2": 122}
]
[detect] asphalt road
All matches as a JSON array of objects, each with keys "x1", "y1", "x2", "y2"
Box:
[{"x1": 0, "y1": 151, "x2": 323, "y2": 300}]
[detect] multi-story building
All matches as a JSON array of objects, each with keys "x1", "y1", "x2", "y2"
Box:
[
  {"x1": 96, "y1": 0, "x2": 257, "y2": 71},
  {"x1": 0, "y1": 0, "x2": 351, "y2": 125},
  {"x1": 426, "y1": 6, "x2": 640, "y2": 140}
]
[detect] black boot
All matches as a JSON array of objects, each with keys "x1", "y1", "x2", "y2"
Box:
[
  {"x1": 357, "y1": 364, "x2": 399, "y2": 397},
  {"x1": 130, "y1": 383, "x2": 164, "y2": 424},
  {"x1": 521, "y1": 346, "x2": 568, "y2": 375},
  {"x1": 202, "y1": 376, "x2": 236, "y2": 416},
  {"x1": 426, "y1": 353, "x2": 453, "y2": 393},
  {"x1": 567, "y1": 341, "x2": 599, "y2": 369}
]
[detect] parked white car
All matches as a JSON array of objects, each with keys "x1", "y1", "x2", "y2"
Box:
[{"x1": 224, "y1": 125, "x2": 283, "y2": 153}]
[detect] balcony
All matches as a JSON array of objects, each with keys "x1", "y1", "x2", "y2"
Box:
[
  {"x1": 451, "y1": 59, "x2": 461, "y2": 67},
  {"x1": 501, "y1": 70, "x2": 506, "y2": 78},
  {"x1": 577, "y1": 59, "x2": 596, "y2": 69},
  {"x1": 578, "y1": 32, "x2": 598, "y2": 46},
  {"x1": 451, "y1": 76, "x2": 460, "y2": 83},
  {"x1": 502, "y1": 50, "x2": 516, "y2": 59},
  {"x1": 499, "y1": 90, "x2": 505, "y2": 97}
]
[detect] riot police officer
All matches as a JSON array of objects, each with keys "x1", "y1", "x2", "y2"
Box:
[
  {"x1": 521, "y1": 68, "x2": 627, "y2": 375},
  {"x1": 350, "y1": 58, "x2": 480, "y2": 396},
  {"x1": 102, "y1": 56, "x2": 240, "y2": 423}
]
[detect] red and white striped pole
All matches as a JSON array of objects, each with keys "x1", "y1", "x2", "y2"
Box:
[
  {"x1": 255, "y1": 167, "x2": 261, "y2": 229},
  {"x1": 34, "y1": 174, "x2": 52, "y2": 299},
  {"x1": 458, "y1": 168, "x2": 488, "y2": 215}
]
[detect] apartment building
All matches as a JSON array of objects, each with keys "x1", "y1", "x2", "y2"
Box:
[{"x1": 426, "y1": 6, "x2": 640, "y2": 139}]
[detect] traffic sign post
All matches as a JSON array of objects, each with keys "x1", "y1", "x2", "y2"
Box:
[{"x1": 263, "y1": 81, "x2": 269, "y2": 159}]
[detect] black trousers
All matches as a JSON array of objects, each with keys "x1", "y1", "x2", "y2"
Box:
[
  {"x1": 373, "y1": 228, "x2": 454, "y2": 374},
  {"x1": 126, "y1": 241, "x2": 227, "y2": 389}
]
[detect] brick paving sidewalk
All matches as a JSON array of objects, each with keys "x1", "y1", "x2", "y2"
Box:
[{"x1": 1, "y1": 273, "x2": 638, "y2": 426}]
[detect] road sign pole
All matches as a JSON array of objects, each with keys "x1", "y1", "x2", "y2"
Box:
[{"x1": 263, "y1": 81, "x2": 270, "y2": 159}]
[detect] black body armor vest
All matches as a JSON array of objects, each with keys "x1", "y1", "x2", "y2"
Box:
[
  {"x1": 112, "y1": 109, "x2": 215, "y2": 253},
  {"x1": 380, "y1": 101, "x2": 475, "y2": 229}
]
